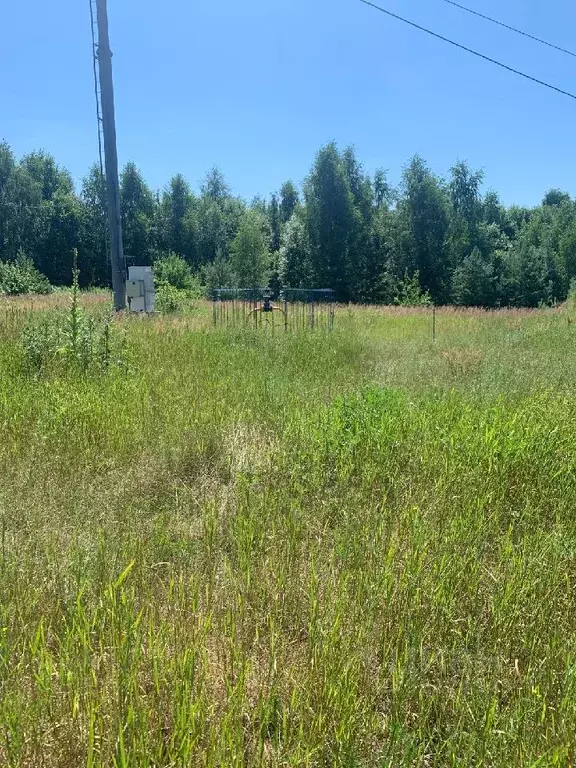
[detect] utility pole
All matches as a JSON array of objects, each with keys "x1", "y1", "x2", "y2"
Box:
[{"x1": 95, "y1": 0, "x2": 126, "y2": 310}]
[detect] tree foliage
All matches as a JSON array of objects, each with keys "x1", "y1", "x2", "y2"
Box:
[
  {"x1": 1, "y1": 139, "x2": 576, "y2": 307},
  {"x1": 0, "y1": 249, "x2": 52, "y2": 295},
  {"x1": 229, "y1": 210, "x2": 270, "y2": 289}
]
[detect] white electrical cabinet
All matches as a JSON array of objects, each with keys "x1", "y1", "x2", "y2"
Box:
[{"x1": 127, "y1": 266, "x2": 155, "y2": 312}]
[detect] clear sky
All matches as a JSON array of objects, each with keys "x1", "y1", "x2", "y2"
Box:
[{"x1": 1, "y1": 0, "x2": 575, "y2": 205}]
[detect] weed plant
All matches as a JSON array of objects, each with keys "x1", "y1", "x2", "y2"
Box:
[{"x1": 18, "y1": 254, "x2": 125, "y2": 377}]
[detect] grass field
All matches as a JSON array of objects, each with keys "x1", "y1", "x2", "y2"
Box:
[{"x1": 2, "y1": 295, "x2": 576, "y2": 767}]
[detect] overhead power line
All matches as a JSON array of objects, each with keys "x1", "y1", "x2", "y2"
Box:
[
  {"x1": 357, "y1": 0, "x2": 576, "y2": 102},
  {"x1": 440, "y1": 0, "x2": 576, "y2": 60}
]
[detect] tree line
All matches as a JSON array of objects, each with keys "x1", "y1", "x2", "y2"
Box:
[{"x1": 1, "y1": 139, "x2": 576, "y2": 306}]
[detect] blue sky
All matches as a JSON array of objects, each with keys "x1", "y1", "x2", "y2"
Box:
[{"x1": 1, "y1": 0, "x2": 575, "y2": 205}]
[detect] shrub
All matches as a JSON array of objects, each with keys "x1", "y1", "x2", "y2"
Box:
[
  {"x1": 155, "y1": 283, "x2": 189, "y2": 314},
  {"x1": 153, "y1": 253, "x2": 202, "y2": 295},
  {"x1": 152, "y1": 253, "x2": 203, "y2": 313},
  {"x1": 0, "y1": 250, "x2": 52, "y2": 295},
  {"x1": 394, "y1": 270, "x2": 432, "y2": 306}
]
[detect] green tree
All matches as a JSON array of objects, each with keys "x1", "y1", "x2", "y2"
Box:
[
  {"x1": 341, "y1": 146, "x2": 375, "y2": 300},
  {"x1": 447, "y1": 161, "x2": 484, "y2": 273},
  {"x1": 482, "y1": 190, "x2": 506, "y2": 228},
  {"x1": 229, "y1": 210, "x2": 270, "y2": 288},
  {"x1": 79, "y1": 165, "x2": 109, "y2": 287},
  {"x1": 279, "y1": 211, "x2": 312, "y2": 288},
  {"x1": 0, "y1": 141, "x2": 17, "y2": 259},
  {"x1": 156, "y1": 174, "x2": 194, "y2": 260},
  {"x1": 518, "y1": 200, "x2": 572, "y2": 301},
  {"x1": 251, "y1": 196, "x2": 268, "y2": 216},
  {"x1": 450, "y1": 161, "x2": 483, "y2": 226},
  {"x1": 504, "y1": 205, "x2": 532, "y2": 241},
  {"x1": 120, "y1": 162, "x2": 156, "y2": 265},
  {"x1": 201, "y1": 252, "x2": 237, "y2": 296},
  {"x1": 304, "y1": 143, "x2": 360, "y2": 301},
  {"x1": 543, "y1": 189, "x2": 571, "y2": 207},
  {"x1": 269, "y1": 193, "x2": 281, "y2": 252},
  {"x1": 368, "y1": 202, "x2": 398, "y2": 304},
  {"x1": 10, "y1": 151, "x2": 81, "y2": 284},
  {"x1": 452, "y1": 247, "x2": 495, "y2": 306},
  {"x1": 187, "y1": 169, "x2": 245, "y2": 269},
  {"x1": 1, "y1": 161, "x2": 49, "y2": 264},
  {"x1": 343, "y1": 146, "x2": 373, "y2": 222},
  {"x1": 280, "y1": 181, "x2": 299, "y2": 223},
  {"x1": 559, "y1": 220, "x2": 576, "y2": 281},
  {"x1": 20, "y1": 150, "x2": 73, "y2": 199},
  {"x1": 394, "y1": 271, "x2": 431, "y2": 306},
  {"x1": 41, "y1": 189, "x2": 83, "y2": 285},
  {"x1": 201, "y1": 167, "x2": 230, "y2": 200},
  {"x1": 502, "y1": 243, "x2": 551, "y2": 307},
  {"x1": 373, "y1": 168, "x2": 393, "y2": 210},
  {"x1": 396, "y1": 156, "x2": 450, "y2": 303},
  {"x1": 4, "y1": 137, "x2": 576, "y2": 306}
]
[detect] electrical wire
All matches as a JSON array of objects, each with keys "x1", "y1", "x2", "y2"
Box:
[
  {"x1": 357, "y1": 0, "x2": 576, "y2": 101},
  {"x1": 439, "y1": 0, "x2": 576, "y2": 59}
]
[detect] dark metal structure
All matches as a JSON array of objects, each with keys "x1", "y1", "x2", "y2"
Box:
[
  {"x1": 212, "y1": 288, "x2": 335, "y2": 331},
  {"x1": 281, "y1": 289, "x2": 336, "y2": 331},
  {"x1": 212, "y1": 289, "x2": 277, "y2": 329}
]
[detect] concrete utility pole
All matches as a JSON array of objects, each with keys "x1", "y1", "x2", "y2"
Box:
[{"x1": 95, "y1": 0, "x2": 126, "y2": 310}]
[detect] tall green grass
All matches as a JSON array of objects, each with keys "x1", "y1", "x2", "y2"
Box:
[{"x1": 1, "y1": 299, "x2": 576, "y2": 766}]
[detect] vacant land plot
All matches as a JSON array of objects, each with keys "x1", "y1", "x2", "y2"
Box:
[{"x1": 1, "y1": 297, "x2": 576, "y2": 767}]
